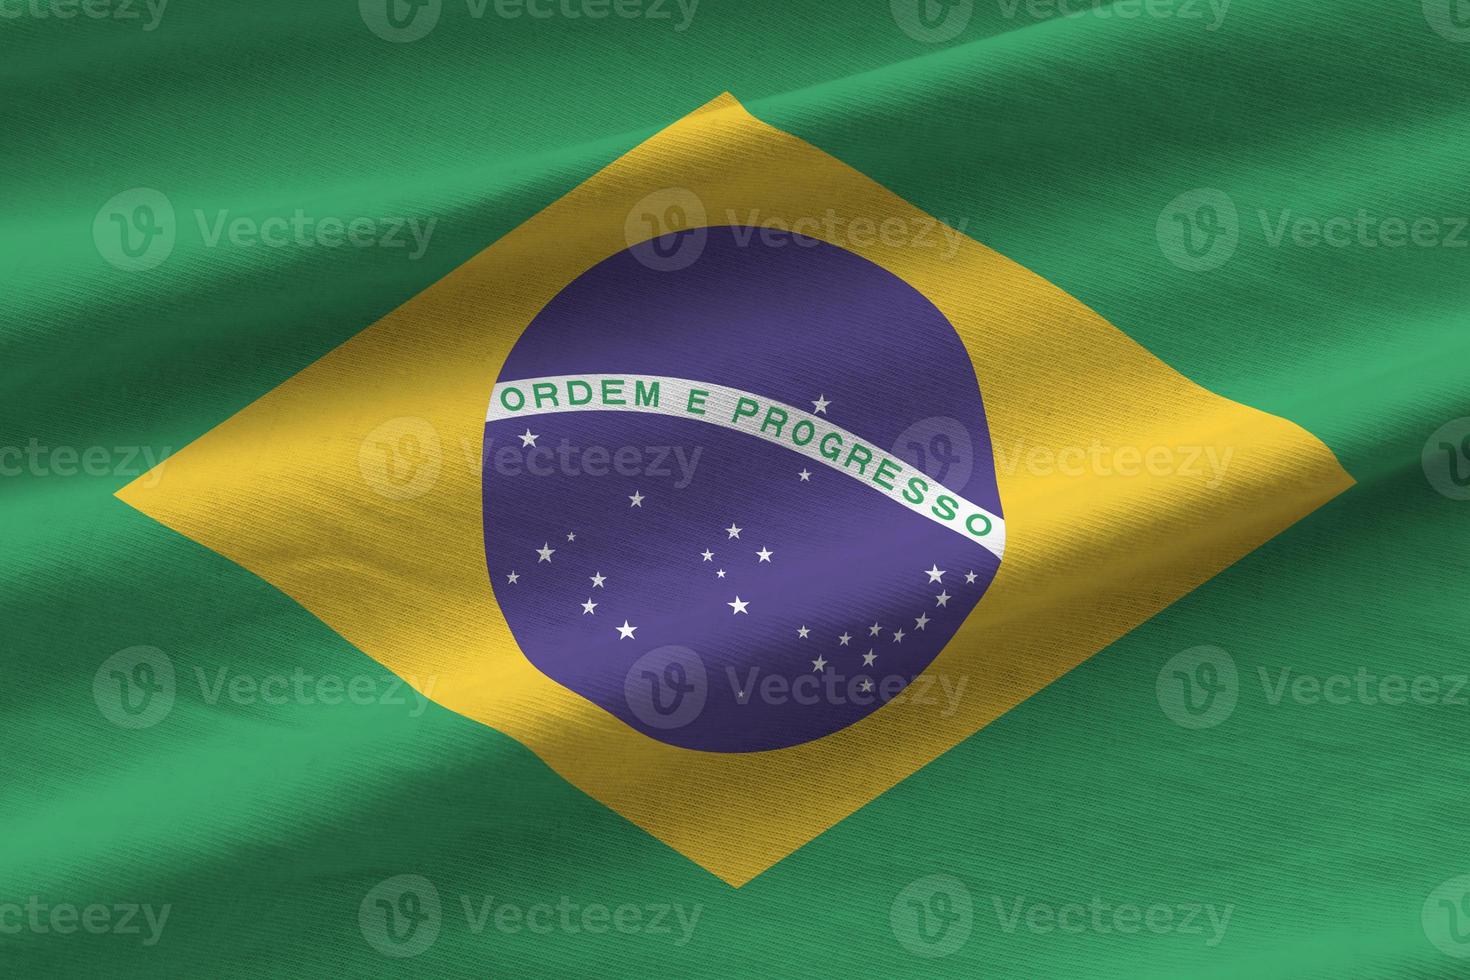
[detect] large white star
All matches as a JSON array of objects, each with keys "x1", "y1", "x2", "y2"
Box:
[
  {"x1": 914, "y1": 613, "x2": 930, "y2": 630},
  {"x1": 590, "y1": 572, "x2": 606, "y2": 588},
  {"x1": 935, "y1": 591, "x2": 951, "y2": 608},
  {"x1": 925, "y1": 564, "x2": 945, "y2": 584},
  {"x1": 506, "y1": 571, "x2": 519, "y2": 584},
  {"x1": 518, "y1": 429, "x2": 539, "y2": 448},
  {"x1": 811, "y1": 394, "x2": 831, "y2": 415},
  {"x1": 701, "y1": 549, "x2": 714, "y2": 562},
  {"x1": 616, "y1": 621, "x2": 637, "y2": 639},
  {"x1": 892, "y1": 629, "x2": 906, "y2": 643},
  {"x1": 725, "y1": 523, "x2": 742, "y2": 539},
  {"x1": 728, "y1": 596, "x2": 750, "y2": 615},
  {"x1": 536, "y1": 543, "x2": 555, "y2": 563},
  {"x1": 862, "y1": 650, "x2": 877, "y2": 666},
  {"x1": 581, "y1": 598, "x2": 598, "y2": 615},
  {"x1": 797, "y1": 625, "x2": 810, "y2": 638},
  {"x1": 756, "y1": 547, "x2": 773, "y2": 563},
  {"x1": 965, "y1": 570, "x2": 978, "y2": 584},
  {"x1": 868, "y1": 622, "x2": 882, "y2": 636},
  {"x1": 838, "y1": 632, "x2": 852, "y2": 646},
  {"x1": 811, "y1": 655, "x2": 828, "y2": 672},
  {"x1": 628, "y1": 491, "x2": 645, "y2": 508}
]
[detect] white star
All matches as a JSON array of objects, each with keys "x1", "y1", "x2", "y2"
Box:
[
  {"x1": 862, "y1": 650, "x2": 877, "y2": 666},
  {"x1": 935, "y1": 591, "x2": 951, "y2": 608},
  {"x1": 798, "y1": 469, "x2": 812, "y2": 482},
  {"x1": 868, "y1": 622, "x2": 882, "y2": 636},
  {"x1": 797, "y1": 626, "x2": 810, "y2": 638},
  {"x1": 915, "y1": 613, "x2": 930, "y2": 630},
  {"x1": 590, "y1": 572, "x2": 606, "y2": 588},
  {"x1": 756, "y1": 547, "x2": 773, "y2": 563},
  {"x1": 925, "y1": 564, "x2": 946, "y2": 584},
  {"x1": 518, "y1": 429, "x2": 539, "y2": 448},
  {"x1": 859, "y1": 679, "x2": 873, "y2": 692},
  {"x1": 838, "y1": 632, "x2": 852, "y2": 647},
  {"x1": 506, "y1": 571, "x2": 519, "y2": 584},
  {"x1": 811, "y1": 655, "x2": 828, "y2": 672},
  {"x1": 811, "y1": 394, "x2": 831, "y2": 415},
  {"x1": 965, "y1": 571, "x2": 978, "y2": 584},
  {"x1": 566, "y1": 531, "x2": 576, "y2": 542},
  {"x1": 892, "y1": 629, "x2": 906, "y2": 643},
  {"x1": 728, "y1": 596, "x2": 750, "y2": 615},
  {"x1": 701, "y1": 549, "x2": 714, "y2": 562},
  {"x1": 725, "y1": 523, "x2": 742, "y2": 539},
  {"x1": 536, "y1": 543, "x2": 555, "y2": 563},
  {"x1": 716, "y1": 569, "x2": 726, "y2": 578},
  {"x1": 581, "y1": 598, "x2": 598, "y2": 615},
  {"x1": 616, "y1": 620, "x2": 637, "y2": 640},
  {"x1": 628, "y1": 491, "x2": 645, "y2": 507}
]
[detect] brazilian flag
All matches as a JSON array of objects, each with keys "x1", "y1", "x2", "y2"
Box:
[{"x1": 4, "y1": 0, "x2": 1469, "y2": 976}]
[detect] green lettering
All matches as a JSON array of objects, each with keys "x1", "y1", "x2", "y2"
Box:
[
  {"x1": 635, "y1": 380, "x2": 660, "y2": 408},
  {"x1": 761, "y1": 407, "x2": 788, "y2": 438}
]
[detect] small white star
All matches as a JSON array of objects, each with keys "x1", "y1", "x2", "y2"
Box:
[
  {"x1": 725, "y1": 523, "x2": 742, "y2": 539},
  {"x1": 925, "y1": 564, "x2": 946, "y2": 584},
  {"x1": 862, "y1": 650, "x2": 877, "y2": 666},
  {"x1": 838, "y1": 632, "x2": 852, "y2": 647},
  {"x1": 797, "y1": 626, "x2": 810, "y2": 639},
  {"x1": 518, "y1": 429, "x2": 539, "y2": 448},
  {"x1": 868, "y1": 622, "x2": 882, "y2": 637},
  {"x1": 628, "y1": 491, "x2": 645, "y2": 507},
  {"x1": 915, "y1": 613, "x2": 930, "y2": 630},
  {"x1": 893, "y1": 629, "x2": 906, "y2": 643},
  {"x1": 728, "y1": 596, "x2": 750, "y2": 615},
  {"x1": 566, "y1": 531, "x2": 576, "y2": 542},
  {"x1": 581, "y1": 598, "x2": 598, "y2": 615},
  {"x1": 506, "y1": 571, "x2": 520, "y2": 584},
  {"x1": 811, "y1": 394, "x2": 831, "y2": 415},
  {"x1": 616, "y1": 620, "x2": 637, "y2": 640},
  {"x1": 965, "y1": 571, "x2": 978, "y2": 584},
  {"x1": 756, "y1": 547, "x2": 773, "y2": 563},
  {"x1": 716, "y1": 569, "x2": 726, "y2": 578},
  {"x1": 859, "y1": 679, "x2": 873, "y2": 692},
  {"x1": 536, "y1": 543, "x2": 555, "y2": 563},
  {"x1": 701, "y1": 549, "x2": 714, "y2": 562},
  {"x1": 935, "y1": 591, "x2": 951, "y2": 608},
  {"x1": 590, "y1": 572, "x2": 606, "y2": 588},
  {"x1": 811, "y1": 655, "x2": 828, "y2": 672},
  {"x1": 798, "y1": 469, "x2": 812, "y2": 482}
]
